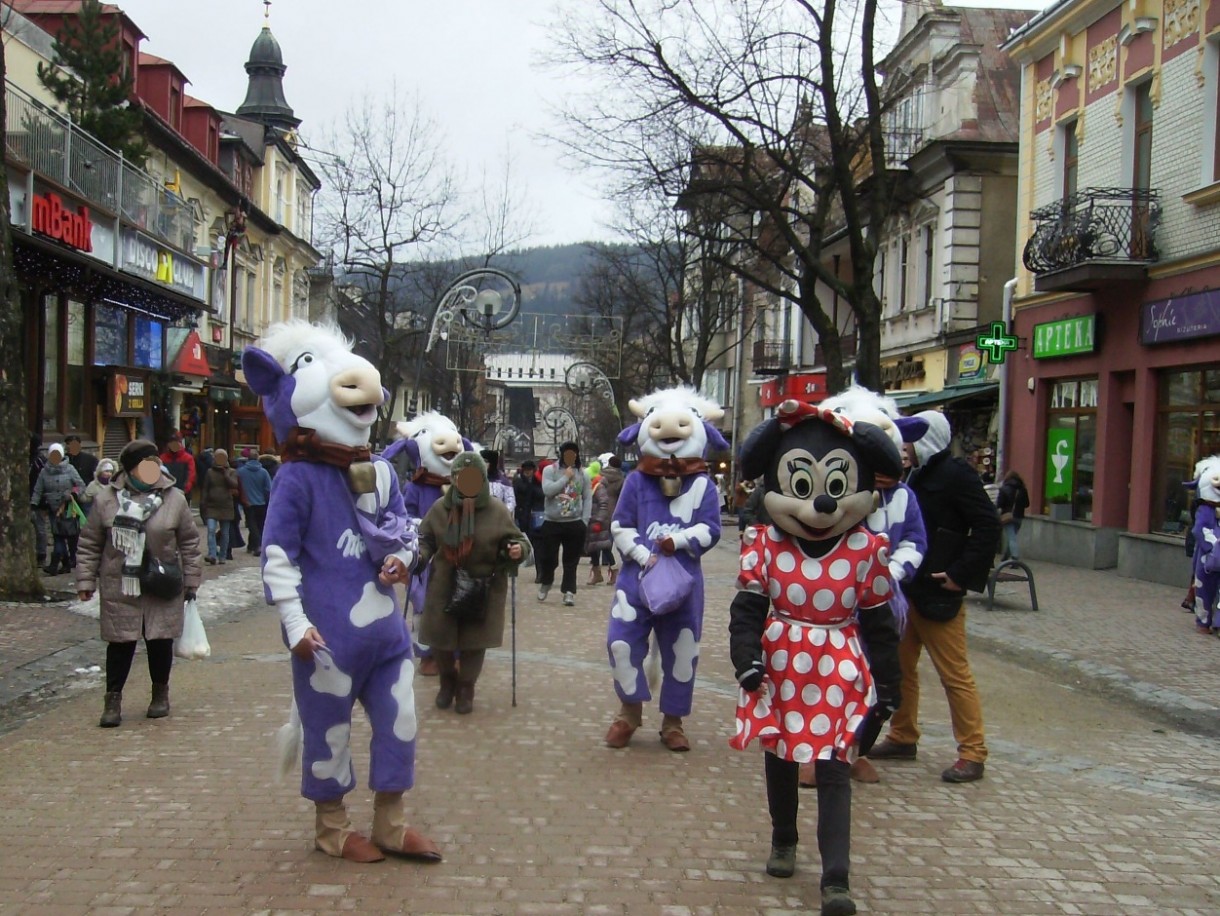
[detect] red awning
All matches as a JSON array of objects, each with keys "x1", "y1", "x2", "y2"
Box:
[{"x1": 172, "y1": 330, "x2": 212, "y2": 378}]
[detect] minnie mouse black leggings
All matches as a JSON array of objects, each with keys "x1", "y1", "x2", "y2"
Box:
[{"x1": 766, "y1": 753, "x2": 851, "y2": 890}]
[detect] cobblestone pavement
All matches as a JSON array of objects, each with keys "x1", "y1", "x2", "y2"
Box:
[{"x1": 0, "y1": 536, "x2": 1218, "y2": 914}]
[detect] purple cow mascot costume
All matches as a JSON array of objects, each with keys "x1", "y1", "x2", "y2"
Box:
[
  {"x1": 1189, "y1": 455, "x2": 1220, "y2": 634},
  {"x1": 604, "y1": 387, "x2": 727, "y2": 752},
  {"x1": 382, "y1": 413, "x2": 471, "y2": 676},
  {"x1": 242, "y1": 321, "x2": 441, "y2": 865},
  {"x1": 728, "y1": 399, "x2": 902, "y2": 916}
]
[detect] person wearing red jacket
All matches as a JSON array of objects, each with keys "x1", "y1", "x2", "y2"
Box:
[{"x1": 158, "y1": 432, "x2": 197, "y2": 497}]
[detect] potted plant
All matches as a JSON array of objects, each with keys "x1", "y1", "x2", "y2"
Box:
[{"x1": 1048, "y1": 493, "x2": 1073, "y2": 521}]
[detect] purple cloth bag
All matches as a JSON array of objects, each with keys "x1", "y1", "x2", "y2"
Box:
[{"x1": 639, "y1": 553, "x2": 695, "y2": 616}]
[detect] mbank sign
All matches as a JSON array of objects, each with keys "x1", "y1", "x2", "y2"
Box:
[{"x1": 31, "y1": 191, "x2": 93, "y2": 252}]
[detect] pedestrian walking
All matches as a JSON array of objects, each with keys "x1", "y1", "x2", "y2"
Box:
[
  {"x1": 81, "y1": 458, "x2": 118, "y2": 516},
  {"x1": 537, "y1": 441, "x2": 592, "y2": 606},
  {"x1": 236, "y1": 447, "x2": 272, "y2": 555},
  {"x1": 31, "y1": 442, "x2": 85, "y2": 575},
  {"x1": 512, "y1": 460, "x2": 544, "y2": 573},
  {"x1": 158, "y1": 432, "x2": 196, "y2": 498},
  {"x1": 199, "y1": 449, "x2": 238, "y2": 565},
  {"x1": 996, "y1": 469, "x2": 1030, "y2": 561},
  {"x1": 480, "y1": 448, "x2": 517, "y2": 516},
  {"x1": 870, "y1": 410, "x2": 1000, "y2": 783},
  {"x1": 64, "y1": 433, "x2": 98, "y2": 485},
  {"x1": 29, "y1": 435, "x2": 48, "y2": 568},
  {"x1": 75, "y1": 439, "x2": 202, "y2": 727},
  {"x1": 585, "y1": 455, "x2": 624, "y2": 586},
  {"x1": 416, "y1": 451, "x2": 530, "y2": 714}
]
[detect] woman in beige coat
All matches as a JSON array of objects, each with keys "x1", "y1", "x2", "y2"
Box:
[
  {"x1": 417, "y1": 451, "x2": 529, "y2": 714},
  {"x1": 76, "y1": 440, "x2": 203, "y2": 727}
]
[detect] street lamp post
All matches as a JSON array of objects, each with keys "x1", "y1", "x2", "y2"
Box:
[
  {"x1": 542, "y1": 406, "x2": 578, "y2": 455},
  {"x1": 563, "y1": 360, "x2": 620, "y2": 420}
]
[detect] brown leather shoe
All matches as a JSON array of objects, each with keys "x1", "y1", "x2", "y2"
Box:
[
  {"x1": 660, "y1": 728, "x2": 690, "y2": 752},
  {"x1": 604, "y1": 719, "x2": 637, "y2": 748},
  {"x1": 337, "y1": 832, "x2": 385, "y2": 863},
  {"x1": 416, "y1": 656, "x2": 440, "y2": 677},
  {"x1": 377, "y1": 827, "x2": 443, "y2": 862},
  {"x1": 941, "y1": 758, "x2": 985, "y2": 783},
  {"x1": 850, "y1": 757, "x2": 880, "y2": 783},
  {"x1": 867, "y1": 738, "x2": 917, "y2": 760}
]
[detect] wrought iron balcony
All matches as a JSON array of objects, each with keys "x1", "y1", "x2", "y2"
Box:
[
  {"x1": 752, "y1": 339, "x2": 792, "y2": 373},
  {"x1": 1022, "y1": 188, "x2": 1160, "y2": 292}
]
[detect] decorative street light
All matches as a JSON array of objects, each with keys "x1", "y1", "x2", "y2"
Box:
[
  {"x1": 563, "y1": 360, "x2": 620, "y2": 419},
  {"x1": 542, "y1": 405, "x2": 579, "y2": 453},
  {"x1": 409, "y1": 267, "x2": 522, "y2": 417}
]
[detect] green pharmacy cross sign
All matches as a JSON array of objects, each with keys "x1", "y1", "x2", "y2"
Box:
[{"x1": 977, "y1": 321, "x2": 1018, "y2": 364}]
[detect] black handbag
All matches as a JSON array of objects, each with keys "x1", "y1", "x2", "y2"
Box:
[
  {"x1": 51, "y1": 513, "x2": 81, "y2": 538},
  {"x1": 444, "y1": 568, "x2": 491, "y2": 623},
  {"x1": 140, "y1": 551, "x2": 184, "y2": 600}
]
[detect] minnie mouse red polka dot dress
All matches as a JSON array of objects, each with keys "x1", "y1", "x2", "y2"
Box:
[{"x1": 730, "y1": 523, "x2": 890, "y2": 763}]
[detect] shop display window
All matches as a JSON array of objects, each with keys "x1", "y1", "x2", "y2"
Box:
[
  {"x1": 134, "y1": 317, "x2": 163, "y2": 370},
  {"x1": 1047, "y1": 379, "x2": 1097, "y2": 521},
  {"x1": 1153, "y1": 369, "x2": 1220, "y2": 536},
  {"x1": 93, "y1": 304, "x2": 129, "y2": 367}
]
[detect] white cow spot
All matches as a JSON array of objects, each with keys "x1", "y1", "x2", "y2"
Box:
[
  {"x1": 350, "y1": 581, "x2": 396, "y2": 628},
  {"x1": 311, "y1": 722, "x2": 354, "y2": 789},
  {"x1": 610, "y1": 639, "x2": 640, "y2": 694},
  {"x1": 671, "y1": 628, "x2": 699, "y2": 682},
  {"x1": 390, "y1": 658, "x2": 417, "y2": 742},
  {"x1": 668, "y1": 477, "x2": 707, "y2": 523},
  {"x1": 611, "y1": 590, "x2": 638, "y2": 623},
  {"x1": 309, "y1": 650, "x2": 352, "y2": 698}
]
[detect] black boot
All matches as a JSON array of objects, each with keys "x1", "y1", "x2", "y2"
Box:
[
  {"x1": 454, "y1": 681, "x2": 475, "y2": 715},
  {"x1": 435, "y1": 673, "x2": 457, "y2": 710},
  {"x1": 99, "y1": 691, "x2": 122, "y2": 727},
  {"x1": 147, "y1": 683, "x2": 170, "y2": 718}
]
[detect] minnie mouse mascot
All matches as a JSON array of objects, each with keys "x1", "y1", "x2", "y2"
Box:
[{"x1": 729, "y1": 399, "x2": 903, "y2": 916}]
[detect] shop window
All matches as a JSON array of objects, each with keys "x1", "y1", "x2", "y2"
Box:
[
  {"x1": 94, "y1": 304, "x2": 129, "y2": 367},
  {"x1": 1046, "y1": 378, "x2": 1097, "y2": 521},
  {"x1": 134, "y1": 317, "x2": 163, "y2": 370},
  {"x1": 43, "y1": 295, "x2": 59, "y2": 431},
  {"x1": 1152, "y1": 369, "x2": 1220, "y2": 536},
  {"x1": 64, "y1": 300, "x2": 86, "y2": 432}
]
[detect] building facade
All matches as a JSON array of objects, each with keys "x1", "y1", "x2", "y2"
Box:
[{"x1": 1003, "y1": 0, "x2": 1220, "y2": 582}]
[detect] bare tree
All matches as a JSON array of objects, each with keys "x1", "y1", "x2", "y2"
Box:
[
  {"x1": 0, "y1": 36, "x2": 48, "y2": 598},
  {"x1": 312, "y1": 85, "x2": 460, "y2": 444},
  {"x1": 548, "y1": 0, "x2": 903, "y2": 392}
]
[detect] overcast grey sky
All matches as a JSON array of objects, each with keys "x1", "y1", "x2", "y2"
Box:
[{"x1": 112, "y1": 0, "x2": 1047, "y2": 251}]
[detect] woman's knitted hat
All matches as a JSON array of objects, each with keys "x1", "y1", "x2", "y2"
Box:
[{"x1": 119, "y1": 439, "x2": 159, "y2": 474}]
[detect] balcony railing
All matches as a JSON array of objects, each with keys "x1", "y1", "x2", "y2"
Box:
[
  {"x1": 4, "y1": 80, "x2": 201, "y2": 255},
  {"x1": 752, "y1": 339, "x2": 792, "y2": 373},
  {"x1": 883, "y1": 128, "x2": 924, "y2": 168},
  {"x1": 1022, "y1": 187, "x2": 1160, "y2": 276}
]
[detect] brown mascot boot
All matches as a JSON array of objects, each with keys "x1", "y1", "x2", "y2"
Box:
[
  {"x1": 416, "y1": 655, "x2": 440, "y2": 677},
  {"x1": 604, "y1": 701, "x2": 643, "y2": 748},
  {"x1": 659, "y1": 714, "x2": 691, "y2": 752},
  {"x1": 315, "y1": 799, "x2": 384, "y2": 863},
  {"x1": 372, "y1": 791, "x2": 443, "y2": 862}
]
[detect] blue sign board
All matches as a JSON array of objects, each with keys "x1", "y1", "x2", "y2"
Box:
[{"x1": 1140, "y1": 288, "x2": 1220, "y2": 344}]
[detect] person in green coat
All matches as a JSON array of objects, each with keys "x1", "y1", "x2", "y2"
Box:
[{"x1": 416, "y1": 451, "x2": 530, "y2": 714}]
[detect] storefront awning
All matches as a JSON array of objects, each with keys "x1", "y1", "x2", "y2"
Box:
[
  {"x1": 900, "y1": 380, "x2": 999, "y2": 410},
  {"x1": 171, "y1": 330, "x2": 212, "y2": 377}
]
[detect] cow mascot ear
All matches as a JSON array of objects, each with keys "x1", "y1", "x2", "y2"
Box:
[
  {"x1": 738, "y1": 418, "x2": 782, "y2": 483},
  {"x1": 852, "y1": 420, "x2": 903, "y2": 480},
  {"x1": 242, "y1": 346, "x2": 284, "y2": 397}
]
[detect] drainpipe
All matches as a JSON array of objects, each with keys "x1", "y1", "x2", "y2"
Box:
[{"x1": 996, "y1": 277, "x2": 1018, "y2": 476}]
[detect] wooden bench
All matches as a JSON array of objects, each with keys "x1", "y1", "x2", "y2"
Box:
[{"x1": 986, "y1": 560, "x2": 1038, "y2": 611}]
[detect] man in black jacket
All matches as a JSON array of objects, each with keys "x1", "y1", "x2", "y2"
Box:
[{"x1": 869, "y1": 410, "x2": 999, "y2": 783}]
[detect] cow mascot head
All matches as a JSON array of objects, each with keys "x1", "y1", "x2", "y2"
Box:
[
  {"x1": 619, "y1": 386, "x2": 729, "y2": 490},
  {"x1": 382, "y1": 412, "x2": 472, "y2": 489}
]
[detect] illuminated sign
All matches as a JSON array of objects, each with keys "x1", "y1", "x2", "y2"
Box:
[{"x1": 1033, "y1": 315, "x2": 1097, "y2": 358}]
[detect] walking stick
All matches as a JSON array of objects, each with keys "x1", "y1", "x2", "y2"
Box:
[{"x1": 509, "y1": 565, "x2": 518, "y2": 707}]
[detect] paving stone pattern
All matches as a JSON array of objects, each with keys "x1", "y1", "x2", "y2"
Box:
[{"x1": 0, "y1": 540, "x2": 1218, "y2": 913}]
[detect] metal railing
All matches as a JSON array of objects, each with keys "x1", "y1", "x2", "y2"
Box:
[
  {"x1": 1022, "y1": 187, "x2": 1161, "y2": 274},
  {"x1": 4, "y1": 80, "x2": 201, "y2": 255},
  {"x1": 752, "y1": 339, "x2": 792, "y2": 372}
]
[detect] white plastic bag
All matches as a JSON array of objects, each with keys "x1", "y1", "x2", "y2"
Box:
[{"x1": 174, "y1": 598, "x2": 211, "y2": 659}]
